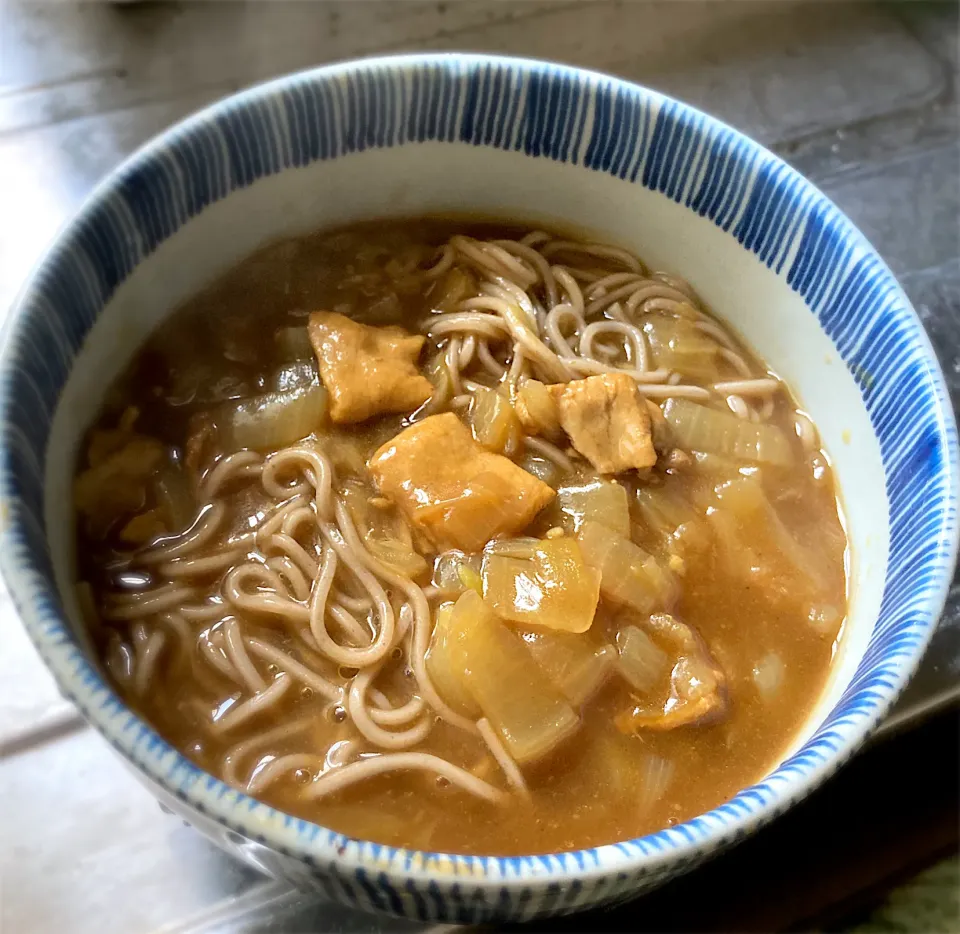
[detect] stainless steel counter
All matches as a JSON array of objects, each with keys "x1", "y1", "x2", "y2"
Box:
[{"x1": 1, "y1": 2, "x2": 957, "y2": 931}]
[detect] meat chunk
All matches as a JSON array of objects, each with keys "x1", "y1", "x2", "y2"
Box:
[
  {"x1": 308, "y1": 311, "x2": 433, "y2": 424},
  {"x1": 645, "y1": 398, "x2": 670, "y2": 453},
  {"x1": 74, "y1": 436, "x2": 165, "y2": 539},
  {"x1": 119, "y1": 508, "x2": 168, "y2": 545},
  {"x1": 615, "y1": 612, "x2": 727, "y2": 732},
  {"x1": 368, "y1": 413, "x2": 555, "y2": 553},
  {"x1": 549, "y1": 373, "x2": 657, "y2": 473}
]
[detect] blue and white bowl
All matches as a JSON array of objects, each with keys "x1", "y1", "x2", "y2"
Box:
[{"x1": 1, "y1": 54, "x2": 957, "y2": 922}]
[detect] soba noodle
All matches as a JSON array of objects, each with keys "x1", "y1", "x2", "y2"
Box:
[{"x1": 414, "y1": 234, "x2": 765, "y2": 420}]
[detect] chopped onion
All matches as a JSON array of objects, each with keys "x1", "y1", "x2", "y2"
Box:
[
  {"x1": 425, "y1": 602, "x2": 480, "y2": 718},
  {"x1": 692, "y1": 451, "x2": 743, "y2": 481},
  {"x1": 342, "y1": 484, "x2": 428, "y2": 578},
  {"x1": 422, "y1": 354, "x2": 454, "y2": 410},
  {"x1": 557, "y1": 480, "x2": 631, "y2": 537},
  {"x1": 153, "y1": 462, "x2": 196, "y2": 534},
  {"x1": 637, "y1": 754, "x2": 675, "y2": 812},
  {"x1": 708, "y1": 473, "x2": 828, "y2": 608},
  {"x1": 429, "y1": 266, "x2": 477, "y2": 313},
  {"x1": 577, "y1": 521, "x2": 677, "y2": 614},
  {"x1": 807, "y1": 604, "x2": 843, "y2": 635},
  {"x1": 616, "y1": 614, "x2": 726, "y2": 732},
  {"x1": 220, "y1": 383, "x2": 328, "y2": 451},
  {"x1": 616, "y1": 625, "x2": 669, "y2": 692},
  {"x1": 365, "y1": 537, "x2": 429, "y2": 578},
  {"x1": 635, "y1": 487, "x2": 710, "y2": 555},
  {"x1": 521, "y1": 629, "x2": 615, "y2": 706},
  {"x1": 468, "y1": 386, "x2": 522, "y2": 455},
  {"x1": 317, "y1": 432, "x2": 367, "y2": 476},
  {"x1": 452, "y1": 591, "x2": 579, "y2": 764},
  {"x1": 644, "y1": 317, "x2": 721, "y2": 381},
  {"x1": 663, "y1": 398, "x2": 793, "y2": 465},
  {"x1": 483, "y1": 537, "x2": 540, "y2": 559},
  {"x1": 74, "y1": 437, "x2": 166, "y2": 537},
  {"x1": 273, "y1": 360, "x2": 318, "y2": 393},
  {"x1": 635, "y1": 486, "x2": 694, "y2": 532},
  {"x1": 518, "y1": 453, "x2": 561, "y2": 486},
  {"x1": 515, "y1": 379, "x2": 562, "y2": 440},
  {"x1": 274, "y1": 326, "x2": 314, "y2": 361},
  {"x1": 482, "y1": 538, "x2": 601, "y2": 633},
  {"x1": 712, "y1": 473, "x2": 769, "y2": 513},
  {"x1": 432, "y1": 550, "x2": 483, "y2": 594},
  {"x1": 752, "y1": 651, "x2": 785, "y2": 698}
]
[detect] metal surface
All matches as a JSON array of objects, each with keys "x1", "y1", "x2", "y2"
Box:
[{"x1": 0, "y1": 2, "x2": 957, "y2": 931}]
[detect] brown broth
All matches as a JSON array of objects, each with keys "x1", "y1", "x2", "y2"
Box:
[{"x1": 75, "y1": 219, "x2": 847, "y2": 856}]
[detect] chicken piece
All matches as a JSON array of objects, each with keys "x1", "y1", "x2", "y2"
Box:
[
  {"x1": 87, "y1": 429, "x2": 136, "y2": 467},
  {"x1": 368, "y1": 413, "x2": 555, "y2": 553},
  {"x1": 74, "y1": 437, "x2": 165, "y2": 539},
  {"x1": 645, "y1": 399, "x2": 671, "y2": 454},
  {"x1": 85, "y1": 408, "x2": 142, "y2": 468},
  {"x1": 119, "y1": 508, "x2": 168, "y2": 545},
  {"x1": 549, "y1": 373, "x2": 657, "y2": 473},
  {"x1": 616, "y1": 612, "x2": 727, "y2": 732},
  {"x1": 308, "y1": 311, "x2": 433, "y2": 424}
]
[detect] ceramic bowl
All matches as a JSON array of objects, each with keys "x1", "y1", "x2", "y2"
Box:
[{"x1": 1, "y1": 54, "x2": 957, "y2": 923}]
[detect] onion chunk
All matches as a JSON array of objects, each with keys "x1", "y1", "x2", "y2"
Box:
[
  {"x1": 219, "y1": 382, "x2": 328, "y2": 452},
  {"x1": 520, "y1": 629, "x2": 615, "y2": 706},
  {"x1": 482, "y1": 537, "x2": 601, "y2": 633},
  {"x1": 446, "y1": 591, "x2": 579, "y2": 764},
  {"x1": 576, "y1": 521, "x2": 677, "y2": 614},
  {"x1": 664, "y1": 398, "x2": 793, "y2": 465},
  {"x1": 557, "y1": 479, "x2": 631, "y2": 538}
]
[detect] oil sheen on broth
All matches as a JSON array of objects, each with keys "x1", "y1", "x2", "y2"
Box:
[{"x1": 74, "y1": 220, "x2": 847, "y2": 856}]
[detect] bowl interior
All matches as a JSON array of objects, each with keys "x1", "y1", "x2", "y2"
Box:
[
  {"x1": 50, "y1": 142, "x2": 886, "y2": 756},
  {"x1": 2, "y1": 56, "x2": 956, "y2": 881}
]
